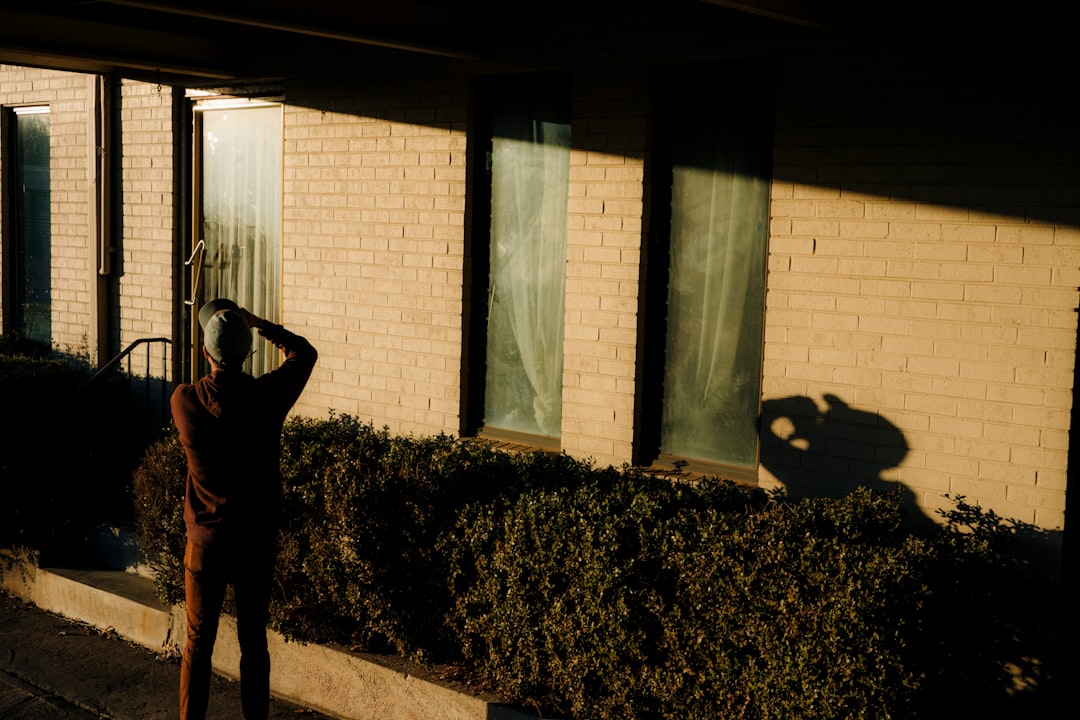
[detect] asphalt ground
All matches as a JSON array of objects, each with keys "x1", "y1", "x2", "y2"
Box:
[{"x1": 0, "y1": 590, "x2": 334, "y2": 720}]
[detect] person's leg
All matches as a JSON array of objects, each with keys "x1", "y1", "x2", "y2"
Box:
[
  {"x1": 233, "y1": 541, "x2": 274, "y2": 719},
  {"x1": 180, "y1": 542, "x2": 226, "y2": 720}
]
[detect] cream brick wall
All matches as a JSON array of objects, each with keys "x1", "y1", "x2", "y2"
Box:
[
  {"x1": 5, "y1": 55, "x2": 1076, "y2": 534},
  {"x1": 763, "y1": 52, "x2": 1080, "y2": 531},
  {"x1": 283, "y1": 70, "x2": 651, "y2": 462},
  {"x1": 562, "y1": 67, "x2": 648, "y2": 467},
  {"x1": 282, "y1": 78, "x2": 469, "y2": 436},
  {"x1": 0, "y1": 69, "x2": 175, "y2": 376},
  {"x1": 116, "y1": 80, "x2": 176, "y2": 378},
  {"x1": 0, "y1": 65, "x2": 93, "y2": 357}
]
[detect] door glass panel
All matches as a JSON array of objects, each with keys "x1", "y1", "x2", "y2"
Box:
[
  {"x1": 13, "y1": 109, "x2": 51, "y2": 346},
  {"x1": 483, "y1": 86, "x2": 571, "y2": 439},
  {"x1": 196, "y1": 104, "x2": 282, "y2": 377}
]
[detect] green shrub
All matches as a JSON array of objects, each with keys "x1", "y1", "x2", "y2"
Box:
[
  {"x1": 444, "y1": 476, "x2": 929, "y2": 720},
  {"x1": 135, "y1": 414, "x2": 515, "y2": 658},
  {"x1": 914, "y1": 495, "x2": 1059, "y2": 717},
  {"x1": 650, "y1": 490, "x2": 930, "y2": 720},
  {"x1": 1, "y1": 353, "x2": 141, "y2": 556},
  {"x1": 131, "y1": 430, "x2": 187, "y2": 604},
  {"x1": 131, "y1": 413, "x2": 1055, "y2": 719},
  {"x1": 275, "y1": 416, "x2": 460, "y2": 655}
]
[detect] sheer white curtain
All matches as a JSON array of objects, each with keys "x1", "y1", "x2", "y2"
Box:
[
  {"x1": 199, "y1": 105, "x2": 282, "y2": 377},
  {"x1": 660, "y1": 130, "x2": 769, "y2": 467},
  {"x1": 484, "y1": 110, "x2": 571, "y2": 438}
]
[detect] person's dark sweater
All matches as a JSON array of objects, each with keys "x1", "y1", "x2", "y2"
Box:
[{"x1": 170, "y1": 323, "x2": 317, "y2": 546}]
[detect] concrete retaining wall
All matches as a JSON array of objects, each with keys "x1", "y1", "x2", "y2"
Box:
[{"x1": 1, "y1": 551, "x2": 539, "y2": 720}]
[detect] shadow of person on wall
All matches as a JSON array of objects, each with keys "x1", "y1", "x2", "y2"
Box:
[{"x1": 759, "y1": 393, "x2": 931, "y2": 528}]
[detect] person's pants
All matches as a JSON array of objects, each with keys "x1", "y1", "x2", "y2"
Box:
[{"x1": 179, "y1": 538, "x2": 275, "y2": 720}]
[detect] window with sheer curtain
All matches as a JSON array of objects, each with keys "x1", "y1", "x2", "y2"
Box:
[
  {"x1": 482, "y1": 83, "x2": 571, "y2": 440},
  {"x1": 656, "y1": 71, "x2": 771, "y2": 470},
  {"x1": 196, "y1": 104, "x2": 282, "y2": 377}
]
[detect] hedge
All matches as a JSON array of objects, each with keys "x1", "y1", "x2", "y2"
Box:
[
  {"x1": 1, "y1": 353, "x2": 142, "y2": 556},
  {"x1": 132, "y1": 414, "x2": 1056, "y2": 720}
]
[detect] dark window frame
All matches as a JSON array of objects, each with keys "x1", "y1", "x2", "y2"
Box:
[
  {"x1": 636, "y1": 60, "x2": 775, "y2": 482},
  {"x1": 463, "y1": 71, "x2": 572, "y2": 450}
]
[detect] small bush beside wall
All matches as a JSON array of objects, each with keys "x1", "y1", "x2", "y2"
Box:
[
  {"x1": 132, "y1": 414, "x2": 1056, "y2": 720},
  {"x1": 1, "y1": 353, "x2": 141, "y2": 556},
  {"x1": 273, "y1": 415, "x2": 491, "y2": 657},
  {"x1": 131, "y1": 430, "x2": 187, "y2": 598}
]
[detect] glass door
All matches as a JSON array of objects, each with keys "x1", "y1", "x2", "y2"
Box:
[{"x1": 191, "y1": 102, "x2": 282, "y2": 377}]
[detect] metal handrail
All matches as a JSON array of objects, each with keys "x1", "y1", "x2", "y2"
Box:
[
  {"x1": 67, "y1": 336, "x2": 174, "y2": 442},
  {"x1": 69, "y1": 337, "x2": 173, "y2": 400}
]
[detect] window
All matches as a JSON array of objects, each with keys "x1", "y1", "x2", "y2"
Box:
[
  {"x1": 473, "y1": 76, "x2": 571, "y2": 442},
  {"x1": 643, "y1": 64, "x2": 772, "y2": 474},
  {"x1": 6, "y1": 106, "x2": 51, "y2": 346},
  {"x1": 191, "y1": 102, "x2": 282, "y2": 377}
]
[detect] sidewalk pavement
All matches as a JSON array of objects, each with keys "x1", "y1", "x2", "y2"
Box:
[
  {"x1": 1, "y1": 552, "x2": 542, "y2": 720},
  {"x1": 0, "y1": 589, "x2": 332, "y2": 719}
]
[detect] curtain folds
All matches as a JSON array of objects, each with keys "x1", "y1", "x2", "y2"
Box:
[
  {"x1": 484, "y1": 110, "x2": 571, "y2": 438},
  {"x1": 200, "y1": 106, "x2": 282, "y2": 377},
  {"x1": 660, "y1": 121, "x2": 769, "y2": 467}
]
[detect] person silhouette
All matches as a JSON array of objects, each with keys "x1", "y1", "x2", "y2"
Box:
[
  {"x1": 760, "y1": 394, "x2": 925, "y2": 524},
  {"x1": 171, "y1": 299, "x2": 317, "y2": 720}
]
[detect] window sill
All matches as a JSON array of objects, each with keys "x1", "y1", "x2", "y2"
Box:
[
  {"x1": 471, "y1": 428, "x2": 561, "y2": 456},
  {"x1": 646, "y1": 455, "x2": 759, "y2": 487}
]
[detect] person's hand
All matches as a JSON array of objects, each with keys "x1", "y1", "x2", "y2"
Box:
[{"x1": 237, "y1": 307, "x2": 268, "y2": 331}]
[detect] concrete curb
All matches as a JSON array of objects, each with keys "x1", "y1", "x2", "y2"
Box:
[{"x1": 1, "y1": 551, "x2": 538, "y2": 720}]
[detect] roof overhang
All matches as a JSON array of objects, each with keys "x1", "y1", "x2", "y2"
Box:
[{"x1": 0, "y1": 1, "x2": 840, "y2": 87}]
